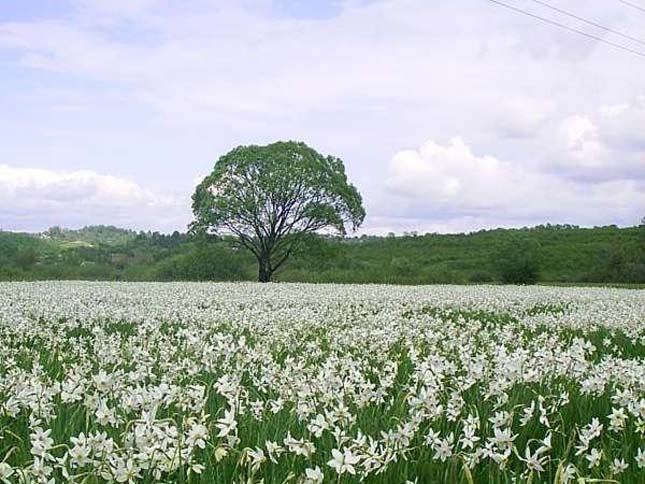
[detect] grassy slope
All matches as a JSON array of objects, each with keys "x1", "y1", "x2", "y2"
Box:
[
  {"x1": 281, "y1": 225, "x2": 644, "y2": 284},
  {"x1": 0, "y1": 225, "x2": 643, "y2": 284}
]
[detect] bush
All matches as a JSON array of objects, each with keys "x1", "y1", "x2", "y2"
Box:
[
  {"x1": 390, "y1": 257, "x2": 412, "y2": 276},
  {"x1": 468, "y1": 270, "x2": 495, "y2": 283},
  {"x1": 495, "y1": 238, "x2": 541, "y2": 285},
  {"x1": 153, "y1": 242, "x2": 251, "y2": 281}
]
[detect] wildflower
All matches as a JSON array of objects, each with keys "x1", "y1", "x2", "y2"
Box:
[
  {"x1": 265, "y1": 440, "x2": 285, "y2": 463},
  {"x1": 608, "y1": 407, "x2": 627, "y2": 432},
  {"x1": 425, "y1": 428, "x2": 441, "y2": 446},
  {"x1": 31, "y1": 457, "x2": 53, "y2": 480},
  {"x1": 308, "y1": 414, "x2": 329, "y2": 438},
  {"x1": 610, "y1": 458, "x2": 628, "y2": 475},
  {"x1": 490, "y1": 427, "x2": 517, "y2": 451},
  {"x1": 95, "y1": 401, "x2": 118, "y2": 426},
  {"x1": 459, "y1": 425, "x2": 480, "y2": 450},
  {"x1": 304, "y1": 466, "x2": 324, "y2": 484},
  {"x1": 213, "y1": 446, "x2": 228, "y2": 462},
  {"x1": 0, "y1": 463, "x2": 14, "y2": 484},
  {"x1": 327, "y1": 448, "x2": 360, "y2": 475},
  {"x1": 520, "y1": 401, "x2": 535, "y2": 426},
  {"x1": 433, "y1": 433, "x2": 454, "y2": 462},
  {"x1": 114, "y1": 458, "x2": 141, "y2": 483},
  {"x1": 69, "y1": 433, "x2": 93, "y2": 467},
  {"x1": 187, "y1": 423, "x2": 209, "y2": 449},
  {"x1": 30, "y1": 428, "x2": 54, "y2": 460},
  {"x1": 537, "y1": 432, "x2": 552, "y2": 455},
  {"x1": 248, "y1": 447, "x2": 266, "y2": 473},
  {"x1": 636, "y1": 448, "x2": 645, "y2": 469},
  {"x1": 560, "y1": 463, "x2": 576, "y2": 483},
  {"x1": 216, "y1": 408, "x2": 237, "y2": 437},
  {"x1": 586, "y1": 448, "x2": 602, "y2": 469},
  {"x1": 523, "y1": 446, "x2": 545, "y2": 473}
]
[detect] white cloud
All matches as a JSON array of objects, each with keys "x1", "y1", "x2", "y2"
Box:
[
  {"x1": 72, "y1": 0, "x2": 158, "y2": 18},
  {"x1": 597, "y1": 95, "x2": 645, "y2": 149},
  {"x1": 0, "y1": 165, "x2": 189, "y2": 232},
  {"x1": 555, "y1": 115, "x2": 608, "y2": 168},
  {"x1": 3, "y1": 0, "x2": 638, "y2": 122},
  {"x1": 536, "y1": 99, "x2": 645, "y2": 182},
  {"x1": 0, "y1": 0, "x2": 644, "y2": 233},
  {"x1": 494, "y1": 97, "x2": 556, "y2": 139},
  {"x1": 379, "y1": 137, "x2": 644, "y2": 233}
]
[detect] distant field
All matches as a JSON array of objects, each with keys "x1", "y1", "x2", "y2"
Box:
[{"x1": 0, "y1": 282, "x2": 644, "y2": 483}]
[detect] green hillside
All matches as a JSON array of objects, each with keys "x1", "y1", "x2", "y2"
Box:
[{"x1": 1, "y1": 224, "x2": 643, "y2": 284}]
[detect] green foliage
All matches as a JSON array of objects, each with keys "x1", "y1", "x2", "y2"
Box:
[
  {"x1": 14, "y1": 246, "x2": 39, "y2": 271},
  {"x1": 390, "y1": 256, "x2": 412, "y2": 275},
  {"x1": 494, "y1": 237, "x2": 541, "y2": 285},
  {"x1": 191, "y1": 141, "x2": 365, "y2": 281},
  {"x1": 44, "y1": 225, "x2": 137, "y2": 245},
  {"x1": 0, "y1": 224, "x2": 643, "y2": 285},
  {"x1": 153, "y1": 239, "x2": 252, "y2": 281}
]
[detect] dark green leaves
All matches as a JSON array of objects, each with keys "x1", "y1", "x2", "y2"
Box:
[{"x1": 190, "y1": 141, "x2": 365, "y2": 281}]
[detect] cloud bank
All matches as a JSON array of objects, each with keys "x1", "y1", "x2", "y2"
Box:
[
  {"x1": 383, "y1": 137, "x2": 643, "y2": 233},
  {"x1": 0, "y1": 165, "x2": 188, "y2": 232},
  {"x1": 0, "y1": 0, "x2": 643, "y2": 233}
]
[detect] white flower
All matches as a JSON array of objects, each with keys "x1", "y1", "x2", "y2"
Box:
[
  {"x1": 425, "y1": 428, "x2": 441, "y2": 446},
  {"x1": 636, "y1": 448, "x2": 645, "y2": 469},
  {"x1": 523, "y1": 446, "x2": 545, "y2": 473},
  {"x1": 114, "y1": 458, "x2": 141, "y2": 483},
  {"x1": 69, "y1": 432, "x2": 93, "y2": 467},
  {"x1": 95, "y1": 400, "x2": 117, "y2": 426},
  {"x1": 610, "y1": 458, "x2": 628, "y2": 474},
  {"x1": 327, "y1": 448, "x2": 360, "y2": 475},
  {"x1": 2, "y1": 279, "x2": 645, "y2": 482},
  {"x1": 307, "y1": 414, "x2": 329, "y2": 438},
  {"x1": 30, "y1": 428, "x2": 54, "y2": 460},
  {"x1": 490, "y1": 427, "x2": 517, "y2": 451},
  {"x1": 284, "y1": 432, "x2": 316, "y2": 458},
  {"x1": 560, "y1": 463, "x2": 576, "y2": 483},
  {"x1": 608, "y1": 407, "x2": 627, "y2": 432},
  {"x1": 265, "y1": 440, "x2": 285, "y2": 463},
  {"x1": 433, "y1": 433, "x2": 454, "y2": 462},
  {"x1": 459, "y1": 426, "x2": 480, "y2": 450},
  {"x1": 31, "y1": 457, "x2": 53, "y2": 480},
  {"x1": 248, "y1": 447, "x2": 266, "y2": 472},
  {"x1": 216, "y1": 408, "x2": 237, "y2": 438},
  {"x1": 519, "y1": 401, "x2": 535, "y2": 426},
  {"x1": 304, "y1": 466, "x2": 324, "y2": 484},
  {"x1": 187, "y1": 423, "x2": 209, "y2": 449},
  {"x1": 586, "y1": 448, "x2": 602, "y2": 469},
  {"x1": 0, "y1": 463, "x2": 14, "y2": 483}
]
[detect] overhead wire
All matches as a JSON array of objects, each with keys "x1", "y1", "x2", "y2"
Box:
[
  {"x1": 485, "y1": 0, "x2": 645, "y2": 59},
  {"x1": 527, "y1": 0, "x2": 645, "y2": 47},
  {"x1": 618, "y1": 1, "x2": 645, "y2": 15}
]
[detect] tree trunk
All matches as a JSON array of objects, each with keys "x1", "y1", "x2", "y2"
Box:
[{"x1": 258, "y1": 257, "x2": 272, "y2": 282}]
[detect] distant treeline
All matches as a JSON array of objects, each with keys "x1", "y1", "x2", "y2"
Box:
[{"x1": 1, "y1": 224, "x2": 644, "y2": 284}]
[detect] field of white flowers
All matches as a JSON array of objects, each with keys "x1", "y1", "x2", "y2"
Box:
[{"x1": 0, "y1": 282, "x2": 644, "y2": 484}]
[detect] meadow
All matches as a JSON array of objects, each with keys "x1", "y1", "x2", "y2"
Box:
[{"x1": 0, "y1": 282, "x2": 643, "y2": 483}]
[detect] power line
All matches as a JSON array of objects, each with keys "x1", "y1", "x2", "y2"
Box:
[
  {"x1": 618, "y1": 1, "x2": 645, "y2": 14},
  {"x1": 528, "y1": 0, "x2": 645, "y2": 47},
  {"x1": 486, "y1": 0, "x2": 645, "y2": 59}
]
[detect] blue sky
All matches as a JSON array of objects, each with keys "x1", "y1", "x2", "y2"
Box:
[{"x1": 0, "y1": 0, "x2": 644, "y2": 233}]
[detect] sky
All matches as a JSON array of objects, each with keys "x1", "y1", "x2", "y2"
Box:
[{"x1": 0, "y1": 0, "x2": 644, "y2": 234}]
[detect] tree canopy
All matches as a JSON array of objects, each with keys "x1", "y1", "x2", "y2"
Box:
[{"x1": 190, "y1": 141, "x2": 365, "y2": 281}]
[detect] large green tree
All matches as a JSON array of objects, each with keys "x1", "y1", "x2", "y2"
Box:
[{"x1": 190, "y1": 141, "x2": 365, "y2": 282}]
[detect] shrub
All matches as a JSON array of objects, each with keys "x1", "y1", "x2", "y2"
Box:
[{"x1": 495, "y1": 238, "x2": 541, "y2": 285}]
